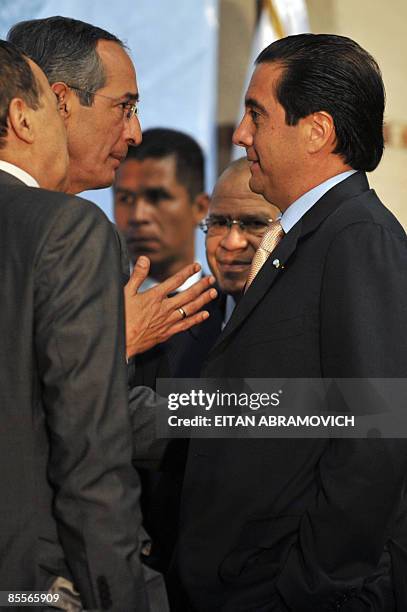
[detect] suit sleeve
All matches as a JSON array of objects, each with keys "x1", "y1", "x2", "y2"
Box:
[
  {"x1": 33, "y1": 199, "x2": 148, "y2": 611},
  {"x1": 277, "y1": 222, "x2": 407, "y2": 611}
]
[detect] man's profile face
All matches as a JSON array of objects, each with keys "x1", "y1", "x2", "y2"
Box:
[
  {"x1": 233, "y1": 62, "x2": 307, "y2": 209},
  {"x1": 67, "y1": 40, "x2": 142, "y2": 193},
  {"x1": 114, "y1": 155, "x2": 204, "y2": 273},
  {"x1": 206, "y1": 166, "x2": 278, "y2": 299},
  {"x1": 29, "y1": 60, "x2": 69, "y2": 191}
]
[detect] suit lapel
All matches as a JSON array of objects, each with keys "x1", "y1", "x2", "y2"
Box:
[
  {"x1": 208, "y1": 223, "x2": 301, "y2": 357},
  {"x1": 207, "y1": 171, "x2": 370, "y2": 359}
]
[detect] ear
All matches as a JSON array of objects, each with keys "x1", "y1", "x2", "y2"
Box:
[
  {"x1": 306, "y1": 111, "x2": 335, "y2": 154},
  {"x1": 7, "y1": 98, "x2": 35, "y2": 144},
  {"x1": 192, "y1": 192, "x2": 210, "y2": 223},
  {"x1": 52, "y1": 82, "x2": 72, "y2": 120}
]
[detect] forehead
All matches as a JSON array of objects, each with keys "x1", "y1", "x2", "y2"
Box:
[
  {"x1": 96, "y1": 39, "x2": 138, "y2": 95},
  {"x1": 246, "y1": 61, "x2": 284, "y2": 106},
  {"x1": 116, "y1": 156, "x2": 179, "y2": 186},
  {"x1": 210, "y1": 172, "x2": 273, "y2": 217}
]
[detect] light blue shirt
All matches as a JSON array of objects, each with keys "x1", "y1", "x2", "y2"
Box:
[
  {"x1": 280, "y1": 170, "x2": 356, "y2": 234},
  {"x1": 222, "y1": 294, "x2": 236, "y2": 330}
]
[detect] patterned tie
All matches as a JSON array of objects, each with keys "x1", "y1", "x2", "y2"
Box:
[{"x1": 245, "y1": 220, "x2": 284, "y2": 291}]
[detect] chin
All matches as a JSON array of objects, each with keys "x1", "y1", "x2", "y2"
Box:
[
  {"x1": 248, "y1": 175, "x2": 264, "y2": 196},
  {"x1": 91, "y1": 168, "x2": 116, "y2": 191}
]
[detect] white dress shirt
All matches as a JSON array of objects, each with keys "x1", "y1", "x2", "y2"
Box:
[{"x1": 138, "y1": 267, "x2": 203, "y2": 294}]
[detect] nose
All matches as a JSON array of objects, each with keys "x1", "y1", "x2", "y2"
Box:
[
  {"x1": 128, "y1": 196, "x2": 152, "y2": 225},
  {"x1": 124, "y1": 113, "x2": 142, "y2": 146},
  {"x1": 232, "y1": 113, "x2": 253, "y2": 149},
  {"x1": 219, "y1": 224, "x2": 249, "y2": 250}
]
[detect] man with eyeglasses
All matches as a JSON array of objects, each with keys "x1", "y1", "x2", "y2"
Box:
[
  {"x1": 203, "y1": 157, "x2": 280, "y2": 324},
  {"x1": 8, "y1": 16, "x2": 215, "y2": 362}
]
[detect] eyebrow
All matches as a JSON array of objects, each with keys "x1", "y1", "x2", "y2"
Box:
[
  {"x1": 121, "y1": 92, "x2": 139, "y2": 102},
  {"x1": 244, "y1": 96, "x2": 268, "y2": 115},
  {"x1": 114, "y1": 187, "x2": 174, "y2": 200},
  {"x1": 114, "y1": 187, "x2": 137, "y2": 195}
]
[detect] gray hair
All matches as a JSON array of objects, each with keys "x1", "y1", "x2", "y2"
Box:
[{"x1": 8, "y1": 16, "x2": 125, "y2": 106}]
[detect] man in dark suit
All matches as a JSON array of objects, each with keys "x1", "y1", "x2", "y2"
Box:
[
  {"x1": 0, "y1": 40, "x2": 148, "y2": 610},
  {"x1": 176, "y1": 35, "x2": 407, "y2": 611},
  {"x1": 131, "y1": 155, "x2": 279, "y2": 592}
]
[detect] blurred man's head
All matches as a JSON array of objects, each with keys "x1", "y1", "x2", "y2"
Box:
[
  {"x1": 8, "y1": 16, "x2": 141, "y2": 193},
  {"x1": 114, "y1": 128, "x2": 209, "y2": 281},
  {"x1": 204, "y1": 158, "x2": 279, "y2": 300},
  {"x1": 0, "y1": 40, "x2": 68, "y2": 191},
  {"x1": 233, "y1": 34, "x2": 385, "y2": 209}
]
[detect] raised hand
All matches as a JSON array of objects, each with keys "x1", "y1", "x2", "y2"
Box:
[{"x1": 125, "y1": 256, "x2": 217, "y2": 358}]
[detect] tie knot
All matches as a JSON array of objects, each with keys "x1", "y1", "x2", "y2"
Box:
[
  {"x1": 259, "y1": 220, "x2": 284, "y2": 253},
  {"x1": 244, "y1": 220, "x2": 284, "y2": 292}
]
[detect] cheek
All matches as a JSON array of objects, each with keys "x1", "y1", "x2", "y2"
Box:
[
  {"x1": 99, "y1": 120, "x2": 124, "y2": 156},
  {"x1": 205, "y1": 239, "x2": 220, "y2": 272},
  {"x1": 114, "y1": 206, "x2": 131, "y2": 232},
  {"x1": 166, "y1": 207, "x2": 195, "y2": 234}
]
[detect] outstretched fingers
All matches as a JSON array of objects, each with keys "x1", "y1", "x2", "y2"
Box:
[
  {"x1": 163, "y1": 309, "x2": 211, "y2": 341},
  {"x1": 158, "y1": 262, "x2": 202, "y2": 297}
]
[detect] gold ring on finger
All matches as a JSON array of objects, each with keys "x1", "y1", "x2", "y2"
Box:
[{"x1": 178, "y1": 306, "x2": 187, "y2": 320}]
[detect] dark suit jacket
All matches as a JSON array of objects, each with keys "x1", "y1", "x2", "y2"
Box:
[
  {"x1": 0, "y1": 171, "x2": 148, "y2": 611},
  {"x1": 131, "y1": 295, "x2": 225, "y2": 574},
  {"x1": 177, "y1": 172, "x2": 407, "y2": 611},
  {"x1": 129, "y1": 288, "x2": 225, "y2": 390}
]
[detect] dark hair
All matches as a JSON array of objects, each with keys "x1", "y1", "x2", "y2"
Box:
[
  {"x1": 127, "y1": 128, "x2": 205, "y2": 199},
  {"x1": 8, "y1": 16, "x2": 124, "y2": 107},
  {"x1": 256, "y1": 34, "x2": 385, "y2": 171},
  {"x1": 0, "y1": 39, "x2": 41, "y2": 148}
]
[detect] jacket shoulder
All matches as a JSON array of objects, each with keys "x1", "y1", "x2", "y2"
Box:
[{"x1": 329, "y1": 188, "x2": 406, "y2": 239}]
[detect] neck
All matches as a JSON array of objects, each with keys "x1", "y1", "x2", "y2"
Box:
[
  {"x1": 0, "y1": 152, "x2": 37, "y2": 183},
  {"x1": 0, "y1": 148, "x2": 66, "y2": 191},
  {"x1": 278, "y1": 160, "x2": 352, "y2": 212}
]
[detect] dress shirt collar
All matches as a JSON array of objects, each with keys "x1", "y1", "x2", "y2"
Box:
[
  {"x1": 0, "y1": 161, "x2": 39, "y2": 188},
  {"x1": 280, "y1": 170, "x2": 356, "y2": 234}
]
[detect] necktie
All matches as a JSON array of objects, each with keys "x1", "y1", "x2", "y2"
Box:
[{"x1": 245, "y1": 220, "x2": 284, "y2": 291}]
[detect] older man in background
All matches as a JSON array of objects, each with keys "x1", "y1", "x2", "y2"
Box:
[
  {"x1": 128, "y1": 156, "x2": 279, "y2": 605},
  {"x1": 204, "y1": 157, "x2": 280, "y2": 325}
]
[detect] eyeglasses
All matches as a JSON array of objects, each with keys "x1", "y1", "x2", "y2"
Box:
[
  {"x1": 200, "y1": 215, "x2": 274, "y2": 237},
  {"x1": 67, "y1": 85, "x2": 138, "y2": 120}
]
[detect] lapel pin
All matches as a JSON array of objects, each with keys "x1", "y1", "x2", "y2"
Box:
[{"x1": 272, "y1": 258, "x2": 281, "y2": 269}]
